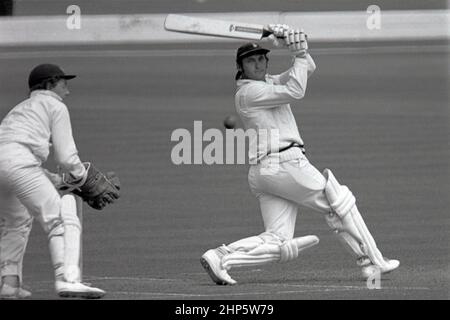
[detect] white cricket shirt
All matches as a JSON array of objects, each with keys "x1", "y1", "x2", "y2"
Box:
[
  {"x1": 235, "y1": 56, "x2": 311, "y2": 163},
  {"x1": 0, "y1": 90, "x2": 85, "y2": 178}
]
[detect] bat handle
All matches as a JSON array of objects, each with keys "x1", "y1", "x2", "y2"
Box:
[
  {"x1": 262, "y1": 28, "x2": 285, "y2": 39},
  {"x1": 261, "y1": 29, "x2": 273, "y2": 38}
]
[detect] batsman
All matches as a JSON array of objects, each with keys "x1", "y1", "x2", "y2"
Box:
[
  {"x1": 201, "y1": 25, "x2": 399, "y2": 285},
  {"x1": 0, "y1": 64, "x2": 121, "y2": 299}
]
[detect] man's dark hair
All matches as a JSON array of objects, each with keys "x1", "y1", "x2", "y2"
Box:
[{"x1": 29, "y1": 77, "x2": 61, "y2": 93}]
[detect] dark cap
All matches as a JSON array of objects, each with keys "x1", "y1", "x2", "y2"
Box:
[
  {"x1": 236, "y1": 42, "x2": 270, "y2": 63},
  {"x1": 28, "y1": 64, "x2": 76, "y2": 89}
]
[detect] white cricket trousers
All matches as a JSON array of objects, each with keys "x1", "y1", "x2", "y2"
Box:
[
  {"x1": 0, "y1": 143, "x2": 62, "y2": 281},
  {"x1": 248, "y1": 147, "x2": 331, "y2": 240}
]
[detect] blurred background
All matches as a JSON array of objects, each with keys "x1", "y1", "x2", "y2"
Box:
[{"x1": 0, "y1": 0, "x2": 447, "y2": 15}]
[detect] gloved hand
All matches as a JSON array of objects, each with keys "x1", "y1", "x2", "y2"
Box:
[
  {"x1": 267, "y1": 23, "x2": 290, "y2": 37},
  {"x1": 266, "y1": 24, "x2": 290, "y2": 48},
  {"x1": 283, "y1": 28, "x2": 308, "y2": 58},
  {"x1": 70, "y1": 163, "x2": 121, "y2": 210}
]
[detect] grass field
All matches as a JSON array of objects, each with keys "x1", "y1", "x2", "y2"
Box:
[{"x1": 0, "y1": 42, "x2": 448, "y2": 300}]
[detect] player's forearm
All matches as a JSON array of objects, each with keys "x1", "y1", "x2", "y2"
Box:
[
  {"x1": 51, "y1": 107, "x2": 86, "y2": 179},
  {"x1": 305, "y1": 53, "x2": 316, "y2": 77},
  {"x1": 245, "y1": 59, "x2": 309, "y2": 108},
  {"x1": 55, "y1": 151, "x2": 86, "y2": 179},
  {"x1": 284, "y1": 57, "x2": 309, "y2": 99},
  {"x1": 52, "y1": 134, "x2": 85, "y2": 179},
  {"x1": 274, "y1": 54, "x2": 315, "y2": 84}
]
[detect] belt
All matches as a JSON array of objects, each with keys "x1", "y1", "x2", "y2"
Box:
[{"x1": 268, "y1": 142, "x2": 306, "y2": 156}]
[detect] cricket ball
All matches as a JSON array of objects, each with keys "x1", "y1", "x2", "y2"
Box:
[{"x1": 224, "y1": 115, "x2": 237, "y2": 129}]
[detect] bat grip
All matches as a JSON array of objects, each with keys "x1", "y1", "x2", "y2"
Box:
[
  {"x1": 261, "y1": 29, "x2": 273, "y2": 38},
  {"x1": 262, "y1": 28, "x2": 285, "y2": 39}
]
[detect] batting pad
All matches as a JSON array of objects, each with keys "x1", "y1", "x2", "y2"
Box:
[
  {"x1": 323, "y1": 169, "x2": 389, "y2": 268},
  {"x1": 222, "y1": 235, "x2": 319, "y2": 269},
  {"x1": 61, "y1": 195, "x2": 81, "y2": 282}
]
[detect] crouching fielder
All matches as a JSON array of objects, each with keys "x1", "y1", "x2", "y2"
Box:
[
  {"x1": 0, "y1": 64, "x2": 120, "y2": 299},
  {"x1": 201, "y1": 25, "x2": 399, "y2": 285}
]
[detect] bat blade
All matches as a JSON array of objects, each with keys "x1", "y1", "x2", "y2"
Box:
[{"x1": 164, "y1": 14, "x2": 272, "y2": 40}]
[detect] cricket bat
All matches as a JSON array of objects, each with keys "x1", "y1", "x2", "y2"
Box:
[{"x1": 164, "y1": 14, "x2": 274, "y2": 40}]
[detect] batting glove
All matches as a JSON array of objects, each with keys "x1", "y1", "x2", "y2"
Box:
[
  {"x1": 284, "y1": 28, "x2": 308, "y2": 58},
  {"x1": 267, "y1": 24, "x2": 290, "y2": 47},
  {"x1": 267, "y1": 24, "x2": 290, "y2": 37}
]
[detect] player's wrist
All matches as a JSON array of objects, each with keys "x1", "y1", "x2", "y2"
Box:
[
  {"x1": 294, "y1": 50, "x2": 307, "y2": 58},
  {"x1": 292, "y1": 53, "x2": 308, "y2": 64}
]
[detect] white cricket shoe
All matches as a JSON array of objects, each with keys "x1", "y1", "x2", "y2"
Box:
[
  {"x1": 201, "y1": 248, "x2": 237, "y2": 285},
  {"x1": 55, "y1": 280, "x2": 105, "y2": 299},
  {"x1": 0, "y1": 284, "x2": 32, "y2": 299},
  {"x1": 361, "y1": 258, "x2": 400, "y2": 278}
]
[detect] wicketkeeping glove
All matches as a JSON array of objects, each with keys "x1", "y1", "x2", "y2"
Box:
[{"x1": 72, "y1": 163, "x2": 121, "y2": 210}]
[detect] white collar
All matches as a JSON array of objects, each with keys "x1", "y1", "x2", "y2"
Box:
[
  {"x1": 30, "y1": 90, "x2": 62, "y2": 101},
  {"x1": 236, "y1": 74, "x2": 270, "y2": 88}
]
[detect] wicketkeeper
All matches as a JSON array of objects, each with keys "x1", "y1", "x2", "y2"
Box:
[
  {"x1": 0, "y1": 64, "x2": 120, "y2": 299},
  {"x1": 201, "y1": 25, "x2": 399, "y2": 285}
]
